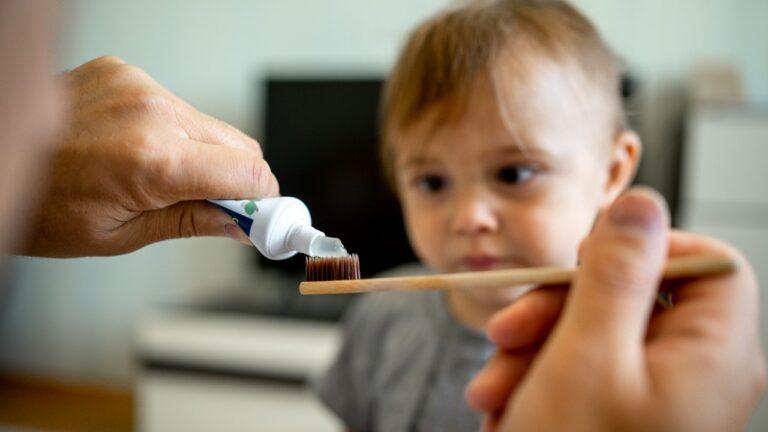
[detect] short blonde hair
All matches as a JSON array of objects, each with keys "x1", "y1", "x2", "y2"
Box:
[{"x1": 380, "y1": 0, "x2": 625, "y2": 187}]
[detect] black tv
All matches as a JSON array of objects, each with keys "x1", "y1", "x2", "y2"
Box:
[{"x1": 260, "y1": 77, "x2": 417, "y2": 279}]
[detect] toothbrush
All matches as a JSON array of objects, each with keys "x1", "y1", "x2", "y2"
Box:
[
  {"x1": 207, "y1": 197, "x2": 349, "y2": 260},
  {"x1": 300, "y1": 254, "x2": 736, "y2": 308}
]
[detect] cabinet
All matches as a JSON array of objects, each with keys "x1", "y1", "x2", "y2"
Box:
[
  {"x1": 679, "y1": 107, "x2": 768, "y2": 432},
  {"x1": 135, "y1": 311, "x2": 343, "y2": 431}
]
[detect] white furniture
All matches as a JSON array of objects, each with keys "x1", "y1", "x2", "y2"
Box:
[
  {"x1": 679, "y1": 106, "x2": 768, "y2": 431},
  {"x1": 135, "y1": 311, "x2": 343, "y2": 432}
]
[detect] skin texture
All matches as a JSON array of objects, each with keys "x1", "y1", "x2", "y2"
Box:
[
  {"x1": 466, "y1": 189, "x2": 767, "y2": 432},
  {"x1": 394, "y1": 72, "x2": 640, "y2": 330},
  {"x1": 17, "y1": 56, "x2": 276, "y2": 257}
]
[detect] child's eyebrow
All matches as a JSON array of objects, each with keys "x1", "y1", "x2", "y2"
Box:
[
  {"x1": 495, "y1": 144, "x2": 528, "y2": 155},
  {"x1": 489, "y1": 143, "x2": 538, "y2": 158},
  {"x1": 400, "y1": 155, "x2": 440, "y2": 169},
  {"x1": 492, "y1": 140, "x2": 559, "y2": 158}
]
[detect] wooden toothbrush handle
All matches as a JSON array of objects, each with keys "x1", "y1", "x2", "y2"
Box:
[{"x1": 299, "y1": 255, "x2": 736, "y2": 295}]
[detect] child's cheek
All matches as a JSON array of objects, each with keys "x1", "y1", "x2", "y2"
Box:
[
  {"x1": 543, "y1": 207, "x2": 597, "y2": 265},
  {"x1": 404, "y1": 204, "x2": 447, "y2": 270},
  {"x1": 519, "y1": 205, "x2": 583, "y2": 266}
]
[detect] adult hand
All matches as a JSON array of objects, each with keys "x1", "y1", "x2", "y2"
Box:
[
  {"x1": 18, "y1": 56, "x2": 278, "y2": 257},
  {"x1": 466, "y1": 188, "x2": 766, "y2": 432}
]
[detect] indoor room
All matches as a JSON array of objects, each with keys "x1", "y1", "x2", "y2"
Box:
[{"x1": 0, "y1": 1, "x2": 766, "y2": 431}]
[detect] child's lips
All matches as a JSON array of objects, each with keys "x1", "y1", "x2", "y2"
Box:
[{"x1": 461, "y1": 256, "x2": 508, "y2": 271}]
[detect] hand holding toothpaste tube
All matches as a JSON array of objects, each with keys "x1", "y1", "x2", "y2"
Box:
[{"x1": 16, "y1": 56, "x2": 279, "y2": 257}]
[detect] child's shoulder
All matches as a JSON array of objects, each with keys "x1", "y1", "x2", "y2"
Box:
[{"x1": 319, "y1": 292, "x2": 447, "y2": 431}]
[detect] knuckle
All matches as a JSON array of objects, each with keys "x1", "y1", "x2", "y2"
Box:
[
  {"x1": 253, "y1": 140, "x2": 265, "y2": 158},
  {"x1": 100, "y1": 63, "x2": 148, "y2": 86},
  {"x1": 128, "y1": 87, "x2": 171, "y2": 115},
  {"x1": 248, "y1": 136, "x2": 265, "y2": 158},
  {"x1": 124, "y1": 129, "x2": 168, "y2": 183},
  {"x1": 69, "y1": 56, "x2": 128, "y2": 89},
  {"x1": 83, "y1": 55, "x2": 127, "y2": 70},
  {"x1": 95, "y1": 55, "x2": 127, "y2": 66},
  {"x1": 249, "y1": 158, "x2": 277, "y2": 197},
  {"x1": 83, "y1": 63, "x2": 172, "y2": 120},
  {"x1": 107, "y1": 86, "x2": 173, "y2": 119},
  {"x1": 176, "y1": 204, "x2": 200, "y2": 238}
]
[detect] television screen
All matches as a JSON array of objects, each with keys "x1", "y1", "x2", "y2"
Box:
[{"x1": 260, "y1": 78, "x2": 417, "y2": 279}]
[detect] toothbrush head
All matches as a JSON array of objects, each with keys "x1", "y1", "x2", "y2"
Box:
[{"x1": 305, "y1": 254, "x2": 361, "y2": 281}]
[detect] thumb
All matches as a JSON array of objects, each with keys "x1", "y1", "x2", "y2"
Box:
[
  {"x1": 120, "y1": 201, "x2": 252, "y2": 251},
  {"x1": 555, "y1": 187, "x2": 670, "y2": 354}
]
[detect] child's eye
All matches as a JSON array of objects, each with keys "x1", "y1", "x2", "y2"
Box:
[
  {"x1": 415, "y1": 174, "x2": 447, "y2": 194},
  {"x1": 496, "y1": 165, "x2": 536, "y2": 184}
]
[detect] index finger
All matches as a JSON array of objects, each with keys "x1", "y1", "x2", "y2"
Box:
[
  {"x1": 487, "y1": 285, "x2": 567, "y2": 351},
  {"x1": 667, "y1": 230, "x2": 756, "y2": 308},
  {"x1": 149, "y1": 136, "x2": 280, "y2": 205},
  {"x1": 656, "y1": 230, "x2": 759, "y2": 345}
]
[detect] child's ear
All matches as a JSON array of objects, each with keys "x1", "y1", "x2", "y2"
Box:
[{"x1": 603, "y1": 130, "x2": 641, "y2": 206}]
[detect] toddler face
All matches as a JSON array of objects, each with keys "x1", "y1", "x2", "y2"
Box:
[{"x1": 394, "y1": 71, "x2": 618, "y2": 307}]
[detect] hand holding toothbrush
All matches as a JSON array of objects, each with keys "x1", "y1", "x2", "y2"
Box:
[
  {"x1": 16, "y1": 56, "x2": 279, "y2": 257},
  {"x1": 466, "y1": 189, "x2": 766, "y2": 432}
]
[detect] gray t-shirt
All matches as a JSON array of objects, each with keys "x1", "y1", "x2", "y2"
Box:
[{"x1": 316, "y1": 291, "x2": 495, "y2": 432}]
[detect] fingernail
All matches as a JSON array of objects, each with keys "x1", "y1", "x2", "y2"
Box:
[
  {"x1": 225, "y1": 223, "x2": 252, "y2": 246},
  {"x1": 609, "y1": 188, "x2": 666, "y2": 232}
]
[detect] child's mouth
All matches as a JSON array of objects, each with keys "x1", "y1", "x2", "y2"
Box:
[{"x1": 461, "y1": 256, "x2": 506, "y2": 271}]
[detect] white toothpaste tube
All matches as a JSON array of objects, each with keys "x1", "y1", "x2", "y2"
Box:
[{"x1": 207, "y1": 196, "x2": 348, "y2": 260}]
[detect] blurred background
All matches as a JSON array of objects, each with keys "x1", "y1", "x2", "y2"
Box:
[{"x1": 0, "y1": 0, "x2": 766, "y2": 430}]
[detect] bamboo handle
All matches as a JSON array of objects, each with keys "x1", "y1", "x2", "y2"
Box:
[{"x1": 299, "y1": 255, "x2": 736, "y2": 295}]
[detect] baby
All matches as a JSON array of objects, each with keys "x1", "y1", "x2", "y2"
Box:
[{"x1": 317, "y1": 1, "x2": 641, "y2": 430}]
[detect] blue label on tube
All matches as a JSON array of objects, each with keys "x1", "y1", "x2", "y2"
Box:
[{"x1": 213, "y1": 204, "x2": 253, "y2": 235}]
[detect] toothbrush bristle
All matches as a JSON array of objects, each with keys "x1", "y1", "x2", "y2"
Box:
[{"x1": 306, "y1": 254, "x2": 361, "y2": 281}]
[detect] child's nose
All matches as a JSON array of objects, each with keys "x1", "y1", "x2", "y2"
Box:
[{"x1": 451, "y1": 193, "x2": 500, "y2": 236}]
